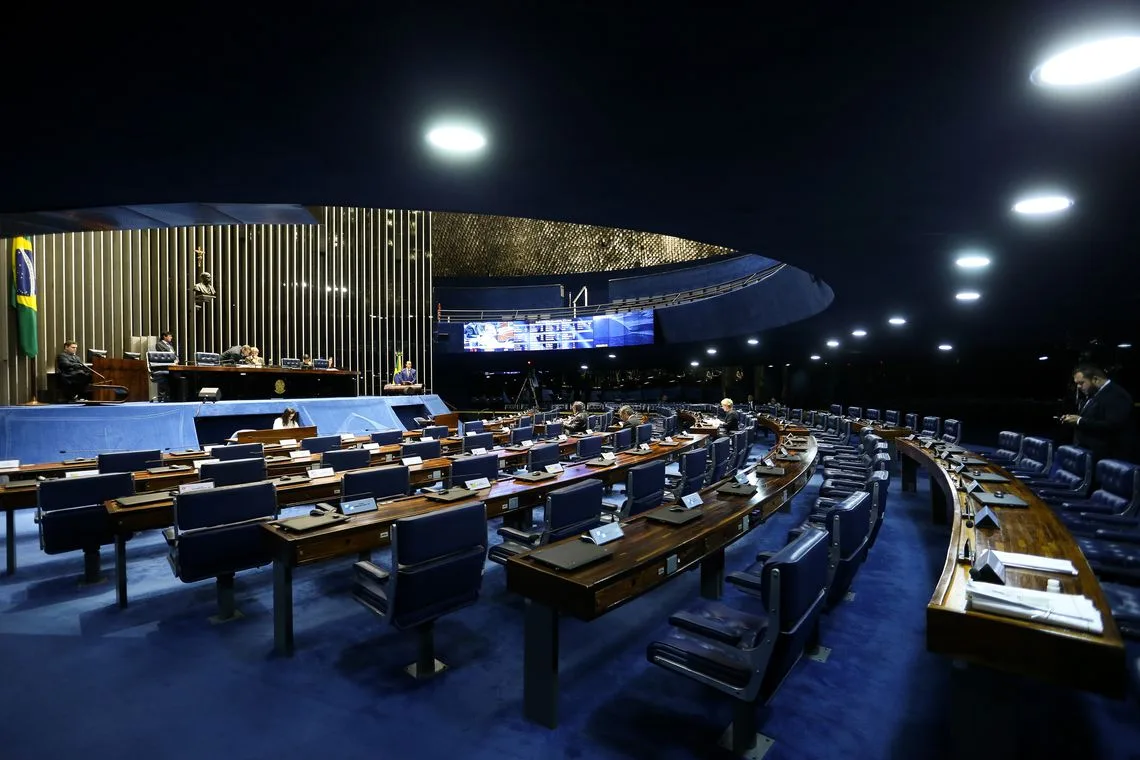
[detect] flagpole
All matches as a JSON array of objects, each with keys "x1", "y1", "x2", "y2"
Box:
[{"x1": 24, "y1": 361, "x2": 46, "y2": 406}]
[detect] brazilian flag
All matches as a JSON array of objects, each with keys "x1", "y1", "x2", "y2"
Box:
[{"x1": 10, "y1": 237, "x2": 37, "y2": 357}]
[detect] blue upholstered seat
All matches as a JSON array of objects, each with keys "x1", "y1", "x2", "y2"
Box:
[
  {"x1": 199, "y1": 457, "x2": 266, "y2": 487},
  {"x1": 1022, "y1": 445, "x2": 1093, "y2": 501},
  {"x1": 1101, "y1": 582, "x2": 1140, "y2": 639},
  {"x1": 489, "y1": 479, "x2": 604, "y2": 565},
  {"x1": 321, "y1": 447, "x2": 371, "y2": 473},
  {"x1": 38, "y1": 472, "x2": 136, "y2": 582},
  {"x1": 353, "y1": 502, "x2": 488, "y2": 678},
  {"x1": 370, "y1": 430, "x2": 403, "y2": 446},
  {"x1": 921, "y1": 416, "x2": 940, "y2": 438},
  {"x1": 989, "y1": 430, "x2": 1024, "y2": 466},
  {"x1": 1008, "y1": 436, "x2": 1052, "y2": 476},
  {"x1": 304, "y1": 434, "x2": 344, "y2": 455},
  {"x1": 884, "y1": 410, "x2": 900, "y2": 426},
  {"x1": 904, "y1": 413, "x2": 918, "y2": 431},
  {"x1": 146, "y1": 350, "x2": 177, "y2": 401},
  {"x1": 214, "y1": 442, "x2": 264, "y2": 461},
  {"x1": 787, "y1": 491, "x2": 871, "y2": 609},
  {"x1": 97, "y1": 449, "x2": 162, "y2": 474},
  {"x1": 646, "y1": 528, "x2": 830, "y2": 755},
  {"x1": 941, "y1": 419, "x2": 962, "y2": 445},
  {"x1": 1058, "y1": 460, "x2": 1140, "y2": 518}
]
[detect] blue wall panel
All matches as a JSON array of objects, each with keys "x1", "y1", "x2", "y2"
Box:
[{"x1": 0, "y1": 395, "x2": 452, "y2": 464}]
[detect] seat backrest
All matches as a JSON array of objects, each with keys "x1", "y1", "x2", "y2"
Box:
[
  {"x1": 527, "y1": 442, "x2": 561, "y2": 472},
  {"x1": 1018, "y1": 437, "x2": 1053, "y2": 474},
  {"x1": 38, "y1": 472, "x2": 135, "y2": 512},
  {"x1": 458, "y1": 419, "x2": 484, "y2": 436},
  {"x1": 847, "y1": 406, "x2": 862, "y2": 419},
  {"x1": 921, "y1": 416, "x2": 941, "y2": 437},
  {"x1": 679, "y1": 448, "x2": 708, "y2": 495},
  {"x1": 865, "y1": 408, "x2": 881, "y2": 421},
  {"x1": 195, "y1": 352, "x2": 221, "y2": 366},
  {"x1": 401, "y1": 439, "x2": 441, "y2": 460},
  {"x1": 343, "y1": 465, "x2": 410, "y2": 500},
  {"x1": 199, "y1": 457, "x2": 267, "y2": 488},
  {"x1": 576, "y1": 435, "x2": 603, "y2": 459},
  {"x1": 449, "y1": 453, "x2": 500, "y2": 486},
  {"x1": 388, "y1": 502, "x2": 488, "y2": 630},
  {"x1": 829, "y1": 404, "x2": 843, "y2": 416},
  {"x1": 97, "y1": 449, "x2": 162, "y2": 474},
  {"x1": 905, "y1": 413, "x2": 918, "y2": 430},
  {"x1": 612, "y1": 427, "x2": 633, "y2": 451},
  {"x1": 635, "y1": 422, "x2": 655, "y2": 446},
  {"x1": 147, "y1": 350, "x2": 177, "y2": 369},
  {"x1": 322, "y1": 448, "x2": 371, "y2": 473},
  {"x1": 422, "y1": 425, "x2": 449, "y2": 440},
  {"x1": 827, "y1": 491, "x2": 871, "y2": 564},
  {"x1": 709, "y1": 436, "x2": 732, "y2": 481},
  {"x1": 545, "y1": 421, "x2": 564, "y2": 438},
  {"x1": 370, "y1": 430, "x2": 403, "y2": 446},
  {"x1": 626, "y1": 459, "x2": 666, "y2": 516},
  {"x1": 884, "y1": 410, "x2": 899, "y2": 425},
  {"x1": 510, "y1": 426, "x2": 535, "y2": 445},
  {"x1": 1051, "y1": 445, "x2": 1093, "y2": 493},
  {"x1": 995, "y1": 431, "x2": 1024, "y2": 461},
  {"x1": 214, "y1": 442, "x2": 264, "y2": 462},
  {"x1": 303, "y1": 434, "x2": 342, "y2": 455},
  {"x1": 755, "y1": 528, "x2": 830, "y2": 701},
  {"x1": 463, "y1": 432, "x2": 494, "y2": 453},
  {"x1": 174, "y1": 480, "x2": 277, "y2": 532},
  {"x1": 545, "y1": 479, "x2": 605, "y2": 542},
  {"x1": 1089, "y1": 460, "x2": 1140, "y2": 517},
  {"x1": 941, "y1": 419, "x2": 962, "y2": 444}
]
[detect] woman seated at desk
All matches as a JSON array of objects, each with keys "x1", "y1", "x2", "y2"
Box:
[
  {"x1": 248, "y1": 346, "x2": 265, "y2": 367},
  {"x1": 273, "y1": 407, "x2": 300, "y2": 429}
]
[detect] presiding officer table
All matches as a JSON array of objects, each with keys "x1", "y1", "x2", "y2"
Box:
[{"x1": 167, "y1": 365, "x2": 358, "y2": 401}]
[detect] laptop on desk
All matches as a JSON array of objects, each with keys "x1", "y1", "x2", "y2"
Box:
[
  {"x1": 514, "y1": 470, "x2": 559, "y2": 483},
  {"x1": 646, "y1": 506, "x2": 704, "y2": 526},
  {"x1": 529, "y1": 541, "x2": 611, "y2": 571}
]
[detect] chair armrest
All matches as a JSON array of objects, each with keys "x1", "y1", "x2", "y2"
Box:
[
  {"x1": 497, "y1": 526, "x2": 541, "y2": 544},
  {"x1": 1095, "y1": 528, "x2": 1140, "y2": 544},
  {"x1": 162, "y1": 526, "x2": 177, "y2": 546},
  {"x1": 353, "y1": 560, "x2": 390, "y2": 583},
  {"x1": 726, "y1": 570, "x2": 765, "y2": 594},
  {"x1": 668, "y1": 610, "x2": 745, "y2": 646},
  {"x1": 1061, "y1": 501, "x2": 1115, "y2": 514}
]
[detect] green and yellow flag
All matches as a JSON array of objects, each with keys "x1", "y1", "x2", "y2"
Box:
[
  {"x1": 394, "y1": 350, "x2": 403, "y2": 381},
  {"x1": 10, "y1": 237, "x2": 37, "y2": 357}
]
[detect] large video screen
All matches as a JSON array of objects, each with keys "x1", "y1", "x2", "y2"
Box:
[{"x1": 463, "y1": 310, "x2": 654, "y2": 352}]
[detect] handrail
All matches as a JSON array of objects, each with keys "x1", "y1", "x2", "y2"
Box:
[{"x1": 438, "y1": 262, "x2": 787, "y2": 322}]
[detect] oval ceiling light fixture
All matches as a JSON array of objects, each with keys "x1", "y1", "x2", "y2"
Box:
[
  {"x1": 607, "y1": 353, "x2": 616, "y2": 359},
  {"x1": 938, "y1": 343, "x2": 953, "y2": 352},
  {"x1": 851, "y1": 329, "x2": 867, "y2": 338},
  {"x1": 1039, "y1": 355, "x2": 1049, "y2": 361},
  {"x1": 426, "y1": 124, "x2": 487, "y2": 153},
  {"x1": 1119, "y1": 342, "x2": 1133, "y2": 348},
  {"x1": 1012, "y1": 195, "x2": 1074, "y2": 215},
  {"x1": 826, "y1": 339, "x2": 840, "y2": 348},
  {"x1": 579, "y1": 364, "x2": 588, "y2": 370},
  {"x1": 810, "y1": 354, "x2": 821, "y2": 361},
  {"x1": 690, "y1": 360, "x2": 700, "y2": 367},
  {"x1": 888, "y1": 316, "x2": 907, "y2": 326},
  {"x1": 747, "y1": 338, "x2": 759, "y2": 345},
  {"x1": 706, "y1": 347, "x2": 717, "y2": 355},
  {"x1": 955, "y1": 291, "x2": 981, "y2": 301},
  {"x1": 1031, "y1": 35, "x2": 1140, "y2": 87},
  {"x1": 955, "y1": 253, "x2": 991, "y2": 269}
]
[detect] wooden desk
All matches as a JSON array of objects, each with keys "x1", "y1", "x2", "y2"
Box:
[
  {"x1": 262, "y1": 435, "x2": 707, "y2": 656},
  {"x1": 506, "y1": 422, "x2": 816, "y2": 727},
  {"x1": 92, "y1": 356, "x2": 150, "y2": 402},
  {"x1": 167, "y1": 364, "x2": 359, "y2": 401},
  {"x1": 895, "y1": 437, "x2": 1126, "y2": 698},
  {"x1": 382, "y1": 383, "x2": 423, "y2": 395}
]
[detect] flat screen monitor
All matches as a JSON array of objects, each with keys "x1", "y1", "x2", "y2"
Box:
[{"x1": 462, "y1": 310, "x2": 654, "y2": 352}]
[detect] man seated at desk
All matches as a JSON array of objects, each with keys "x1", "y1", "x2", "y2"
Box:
[
  {"x1": 563, "y1": 401, "x2": 589, "y2": 433},
  {"x1": 220, "y1": 345, "x2": 252, "y2": 366},
  {"x1": 395, "y1": 360, "x2": 418, "y2": 385},
  {"x1": 617, "y1": 405, "x2": 645, "y2": 427},
  {"x1": 56, "y1": 339, "x2": 92, "y2": 402}
]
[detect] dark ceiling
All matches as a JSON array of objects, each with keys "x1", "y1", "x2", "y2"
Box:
[{"x1": 2, "y1": 2, "x2": 1138, "y2": 363}]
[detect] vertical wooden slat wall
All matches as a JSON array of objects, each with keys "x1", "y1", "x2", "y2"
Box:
[{"x1": 0, "y1": 207, "x2": 433, "y2": 406}]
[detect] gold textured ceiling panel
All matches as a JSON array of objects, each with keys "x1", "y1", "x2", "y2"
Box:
[{"x1": 431, "y1": 212, "x2": 735, "y2": 278}]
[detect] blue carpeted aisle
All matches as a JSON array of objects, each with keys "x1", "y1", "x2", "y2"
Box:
[{"x1": 2, "y1": 447, "x2": 1138, "y2": 759}]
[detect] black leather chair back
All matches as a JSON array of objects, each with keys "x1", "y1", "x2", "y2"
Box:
[
  {"x1": 343, "y1": 465, "x2": 410, "y2": 500},
  {"x1": 97, "y1": 449, "x2": 161, "y2": 474},
  {"x1": 38, "y1": 472, "x2": 135, "y2": 554}
]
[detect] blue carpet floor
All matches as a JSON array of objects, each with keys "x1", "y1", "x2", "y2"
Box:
[{"x1": 2, "y1": 449, "x2": 1138, "y2": 759}]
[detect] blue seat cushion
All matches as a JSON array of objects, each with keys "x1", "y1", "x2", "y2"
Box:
[
  {"x1": 1075, "y1": 538, "x2": 1140, "y2": 572},
  {"x1": 668, "y1": 600, "x2": 769, "y2": 647},
  {"x1": 1101, "y1": 582, "x2": 1140, "y2": 639}
]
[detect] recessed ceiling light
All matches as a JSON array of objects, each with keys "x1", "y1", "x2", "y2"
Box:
[
  {"x1": 747, "y1": 338, "x2": 759, "y2": 345},
  {"x1": 810, "y1": 354, "x2": 821, "y2": 361},
  {"x1": 767, "y1": 364, "x2": 774, "y2": 368},
  {"x1": 826, "y1": 339, "x2": 840, "y2": 348},
  {"x1": 580, "y1": 364, "x2": 588, "y2": 370},
  {"x1": 426, "y1": 124, "x2": 486, "y2": 153},
  {"x1": 938, "y1": 344, "x2": 953, "y2": 351},
  {"x1": 955, "y1": 254, "x2": 991, "y2": 269},
  {"x1": 1032, "y1": 36, "x2": 1140, "y2": 87},
  {"x1": 607, "y1": 353, "x2": 616, "y2": 359},
  {"x1": 851, "y1": 329, "x2": 867, "y2": 338},
  {"x1": 706, "y1": 347, "x2": 717, "y2": 355},
  {"x1": 955, "y1": 291, "x2": 981, "y2": 301},
  {"x1": 1012, "y1": 195, "x2": 1074, "y2": 215},
  {"x1": 888, "y1": 316, "x2": 907, "y2": 325},
  {"x1": 690, "y1": 360, "x2": 699, "y2": 366},
  {"x1": 785, "y1": 363, "x2": 790, "y2": 367},
  {"x1": 1119, "y1": 343, "x2": 1133, "y2": 349},
  {"x1": 1038, "y1": 355, "x2": 1049, "y2": 361}
]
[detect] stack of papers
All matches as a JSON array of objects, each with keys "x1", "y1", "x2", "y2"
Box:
[
  {"x1": 965, "y1": 581, "x2": 1103, "y2": 634},
  {"x1": 990, "y1": 551, "x2": 1077, "y2": 576}
]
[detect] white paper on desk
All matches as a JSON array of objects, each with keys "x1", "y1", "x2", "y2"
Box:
[
  {"x1": 966, "y1": 580, "x2": 1103, "y2": 635},
  {"x1": 991, "y1": 551, "x2": 1078, "y2": 576}
]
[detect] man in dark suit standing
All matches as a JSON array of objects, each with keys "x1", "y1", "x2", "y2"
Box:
[
  {"x1": 56, "y1": 339, "x2": 91, "y2": 402},
  {"x1": 1060, "y1": 364, "x2": 1133, "y2": 462}
]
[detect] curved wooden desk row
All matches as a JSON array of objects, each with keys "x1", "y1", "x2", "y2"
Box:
[
  {"x1": 506, "y1": 417, "x2": 818, "y2": 728},
  {"x1": 891, "y1": 433, "x2": 1126, "y2": 698}
]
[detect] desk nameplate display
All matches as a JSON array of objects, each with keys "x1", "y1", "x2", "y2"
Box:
[
  {"x1": 402, "y1": 456, "x2": 423, "y2": 466},
  {"x1": 465, "y1": 477, "x2": 491, "y2": 490}
]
